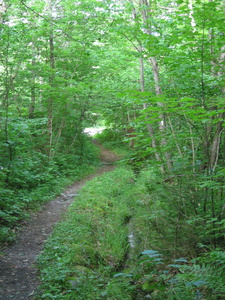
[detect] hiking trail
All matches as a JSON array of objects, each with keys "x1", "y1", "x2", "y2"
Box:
[{"x1": 0, "y1": 143, "x2": 120, "y2": 300}]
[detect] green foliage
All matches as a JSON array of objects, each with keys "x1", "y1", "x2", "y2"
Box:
[
  {"x1": 95, "y1": 128, "x2": 124, "y2": 147},
  {"x1": 37, "y1": 167, "x2": 135, "y2": 299},
  {"x1": 0, "y1": 137, "x2": 99, "y2": 244},
  {"x1": 114, "y1": 248, "x2": 225, "y2": 299},
  {"x1": 1, "y1": 0, "x2": 225, "y2": 298},
  {"x1": 37, "y1": 164, "x2": 225, "y2": 299},
  {"x1": 95, "y1": 128, "x2": 130, "y2": 156}
]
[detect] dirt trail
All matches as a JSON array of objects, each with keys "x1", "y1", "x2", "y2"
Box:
[{"x1": 0, "y1": 143, "x2": 120, "y2": 300}]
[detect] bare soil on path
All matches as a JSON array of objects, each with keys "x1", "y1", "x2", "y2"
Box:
[{"x1": 0, "y1": 143, "x2": 120, "y2": 300}]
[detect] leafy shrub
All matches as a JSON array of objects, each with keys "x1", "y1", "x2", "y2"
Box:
[
  {"x1": 115, "y1": 248, "x2": 225, "y2": 299},
  {"x1": 95, "y1": 128, "x2": 127, "y2": 152},
  {"x1": 0, "y1": 138, "x2": 100, "y2": 244}
]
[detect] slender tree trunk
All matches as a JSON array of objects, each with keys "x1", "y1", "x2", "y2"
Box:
[
  {"x1": 29, "y1": 48, "x2": 36, "y2": 118},
  {"x1": 207, "y1": 38, "x2": 225, "y2": 171},
  {"x1": 139, "y1": 45, "x2": 161, "y2": 162},
  {"x1": 0, "y1": 0, "x2": 6, "y2": 23},
  {"x1": 48, "y1": 30, "x2": 54, "y2": 158},
  {"x1": 148, "y1": 57, "x2": 162, "y2": 96},
  {"x1": 209, "y1": 118, "x2": 224, "y2": 171},
  {"x1": 45, "y1": 0, "x2": 55, "y2": 158},
  {"x1": 205, "y1": 1, "x2": 225, "y2": 172},
  {"x1": 2, "y1": 33, "x2": 13, "y2": 183},
  {"x1": 140, "y1": 1, "x2": 172, "y2": 171},
  {"x1": 188, "y1": 0, "x2": 196, "y2": 30},
  {"x1": 149, "y1": 56, "x2": 173, "y2": 171},
  {"x1": 53, "y1": 118, "x2": 65, "y2": 153},
  {"x1": 128, "y1": 0, "x2": 162, "y2": 162},
  {"x1": 168, "y1": 116, "x2": 183, "y2": 158}
]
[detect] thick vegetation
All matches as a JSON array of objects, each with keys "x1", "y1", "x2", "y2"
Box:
[
  {"x1": 37, "y1": 159, "x2": 225, "y2": 299},
  {"x1": 1, "y1": 0, "x2": 225, "y2": 298},
  {"x1": 0, "y1": 133, "x2": 99, "y2": 243}
]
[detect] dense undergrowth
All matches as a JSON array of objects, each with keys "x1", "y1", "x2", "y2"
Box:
[
  {"x1": 37, "y1": 165, "x2": 225, "y2": 299},
  {"x1": 0, "y1": 136, "x2": 100, "y2": 244},
  {"x1": 37, "y1": 130, "x2": 225, "y2": 300}
]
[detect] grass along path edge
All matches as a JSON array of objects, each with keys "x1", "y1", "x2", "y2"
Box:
[{"x1": 37, "y1": 167, "x2": 135, "y2": 300}]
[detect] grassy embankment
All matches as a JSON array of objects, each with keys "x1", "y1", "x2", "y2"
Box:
[{"x1": 37, "y1": 131, "x2": 225, "y2": 299}]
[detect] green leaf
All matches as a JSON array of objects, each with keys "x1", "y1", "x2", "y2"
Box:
[
  {"x1": 141, "y1": 250, "x2": 160, "y2": 256},
  {"x1": 113, "y1": 273, "x2": 133, "y2": 278},
  {"x1": 168, "y1": 264, "x2": 182, "y2": 268},
  {"x1": 173, "y1": 258, "x2": 188, "y2": 263},
  {"x1": 186, "y1": 280, "x2": 207, "y2": 288}
]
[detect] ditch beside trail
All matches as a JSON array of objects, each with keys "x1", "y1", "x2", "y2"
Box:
[{"x1": 0, "y1": 143, "x2": 120, "y2": 300}]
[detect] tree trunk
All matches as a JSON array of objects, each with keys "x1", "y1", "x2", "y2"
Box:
[
  {"x1": 45, "y1": 0, "x2": 55, "y2": 158},
  {"x1": 207, "y1": 33, "x2": 225, "y2": 171},
  {"x1": 139, "y1": 0, "x2": 173, "y2": 171},
  {"x1": 0, "y1": 0, "x2": 6, "y2": 23},
  {"x1": 209, "y1": 117, "x2": 224, "y2": 171},
  {"x1": 29, "y1": 51, "x2": 36, "y2": 119},
  {"x1": 48, "y1": 30, "x2": 54, "y2": 158},
  {"x1": 139, "y1": 44, "x2": 161, "y2": 162}
]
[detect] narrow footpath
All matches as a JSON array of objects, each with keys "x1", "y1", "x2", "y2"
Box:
[{"x1": 0, "y1": 143, "x2": 119, "y2": 300}]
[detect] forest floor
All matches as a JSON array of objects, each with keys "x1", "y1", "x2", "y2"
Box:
[{"x1": 0, "y1": 142, "x2": 120, "y2": 300}]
